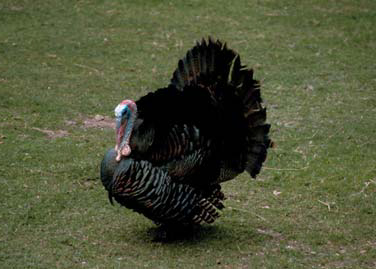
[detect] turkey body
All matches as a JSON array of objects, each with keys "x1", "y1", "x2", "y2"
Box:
[{"x1": 100, "y1": 38, "x2": 271, "y2": 226}]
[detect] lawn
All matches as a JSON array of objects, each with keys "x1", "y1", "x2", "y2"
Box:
[{"x1": 1, "y1": 0, "x2": 375, "y2": 268}]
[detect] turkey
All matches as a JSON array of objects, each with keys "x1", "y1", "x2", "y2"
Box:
[{"x1": 100, "y1": 37, "x2": 271, "y2": 227}]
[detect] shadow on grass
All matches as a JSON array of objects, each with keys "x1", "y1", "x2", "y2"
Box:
[
  {"x1": 116, "y1": 221, "x2": 275, "y2": 246},
  {"x1": 146, "y1": 225, "x2": 223, "y2": 243}
]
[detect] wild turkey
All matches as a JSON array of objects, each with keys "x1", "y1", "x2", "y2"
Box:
[{"x1": 100, "y1": 38, "x2": 271, "y2": 227}]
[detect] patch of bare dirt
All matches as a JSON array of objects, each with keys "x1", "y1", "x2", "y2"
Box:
[
  {"x1": 82, "y1": 114, "x2": 115, "y2": 129},
  {"x1": 64, "y1": 115, "x2": 115, "y2": 129},
  {"x1": 32, "y1": 127, "x2": 69, "y2": 139}
]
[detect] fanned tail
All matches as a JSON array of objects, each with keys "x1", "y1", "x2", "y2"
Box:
[
  {"x1": 170, "y1": 37, "x2": 237, "y2": 91},
  {"x1": 170, "y1": 37, "x2": 271, "y2": 178},
  {"x1": 229, "y1": 53, "x2": 272, "y2": 177}
]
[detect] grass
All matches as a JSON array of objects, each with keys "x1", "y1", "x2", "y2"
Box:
[{"x1": 1, "y1": 0, "x2": 375, "y2": 268}]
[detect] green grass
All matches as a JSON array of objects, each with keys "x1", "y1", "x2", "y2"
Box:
[{"x1": 1, "y1": 0, "x2": 375, "y2": 268}]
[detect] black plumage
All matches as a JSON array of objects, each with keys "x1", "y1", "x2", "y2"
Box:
[{"x1": 101, "y1": 37, "x2": 271, "y2": 226}]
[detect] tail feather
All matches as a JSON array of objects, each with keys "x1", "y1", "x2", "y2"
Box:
[
  {"x1": 246, "y1": 108, "x2": 267, "y2": 127},
  {"x1": 246, "y1": 124, "x2": 271, "y2": 177},
  {"x1": 171, "y1": 37, "x2": 238, "y2": 91},
  {"x1": 170, "y1": 37, "x2": 271, "y2": 178},
  {"x1": 246, "y1": 143, "x2": 268, "y2": 177}
]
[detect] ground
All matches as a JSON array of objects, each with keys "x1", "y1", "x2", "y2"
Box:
[{"x1": 1, "y1": 0, "x2": 375, "y2": 268}]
